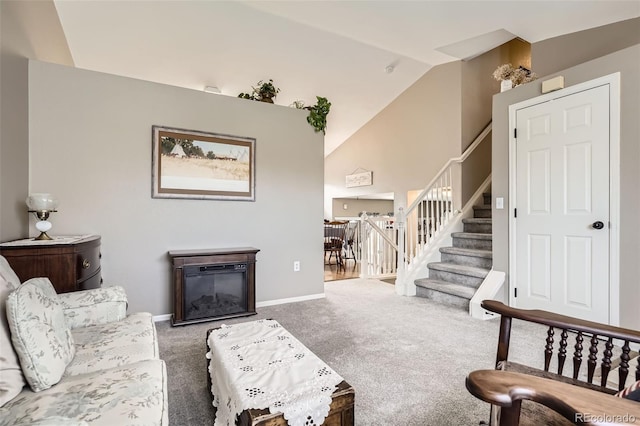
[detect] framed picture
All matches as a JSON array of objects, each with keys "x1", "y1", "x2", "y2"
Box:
[{"x1": 152, "y1": 126, "x2": 255, "y2": 201}]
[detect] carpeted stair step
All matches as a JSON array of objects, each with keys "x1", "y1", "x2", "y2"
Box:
[
  {"x1": 462, "y1": 218, "x2": 492, "y2": 234},
  {"x1": 415, "y1": 279, "x2": 475, "y2": 310},
  {"x1": 472, "y1": 205, "x2": 492, "y2": 218},
  {"x1": 440, "y1": 246, "x2": 493, "y2": 269},
  {"x1": 451, "y1": 232, "x2": 492, "y2": 250},
  {"x1": 483, "y1": 192, "x2": 492, "y2": 206},
  {"x1": 427, "y1": 262, "x2": 489, "y2": 288}
]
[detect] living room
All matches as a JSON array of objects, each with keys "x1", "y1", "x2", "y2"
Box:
[{"x1": 2, "y1": 1, "x2": 640, "y2": 425}]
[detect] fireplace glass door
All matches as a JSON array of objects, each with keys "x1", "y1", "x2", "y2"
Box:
[{"x1": 183, "y1": 263, "x2": 248, "y2": 322}]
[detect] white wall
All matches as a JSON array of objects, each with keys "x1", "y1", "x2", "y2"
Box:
[{"x1": 28, "y1": 61, "x2": 325, "y2": 315}]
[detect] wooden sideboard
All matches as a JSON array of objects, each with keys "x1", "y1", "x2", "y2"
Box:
[{"x1": 0, "y1": 235, "x2": 102, "y2": 293}]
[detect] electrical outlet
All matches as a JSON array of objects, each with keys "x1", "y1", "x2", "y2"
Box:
[{"x1": 293, "y1": 261, "x2": 300, "y2": 272}]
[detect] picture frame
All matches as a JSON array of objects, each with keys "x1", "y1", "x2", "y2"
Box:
[{"x1": 152, "y1": 125, "x2": 255, "y2": 201}]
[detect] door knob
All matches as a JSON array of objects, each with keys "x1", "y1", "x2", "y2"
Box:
[{"x1": 592, "y1": 221, "x2": 604, "y2": 230}]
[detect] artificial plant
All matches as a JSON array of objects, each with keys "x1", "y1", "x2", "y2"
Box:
[{"x1": 306, "y1": 96, "x2": 331, "y2": 134}]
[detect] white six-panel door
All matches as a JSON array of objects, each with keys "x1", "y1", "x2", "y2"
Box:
[{"x1": 514, "y1": 84, "x2": 610, "y2": 323}]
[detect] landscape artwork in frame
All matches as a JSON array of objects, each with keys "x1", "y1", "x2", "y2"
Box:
[{"x1": 152, "y1": 126, "x2": 255, "y2": 201}]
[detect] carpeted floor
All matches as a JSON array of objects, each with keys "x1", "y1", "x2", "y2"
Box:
[{"x1": 157, "y1": 278, "x2": 546, "y2": 426}]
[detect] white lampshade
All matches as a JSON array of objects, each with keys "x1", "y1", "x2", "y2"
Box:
[{"x1": 26, "y1": 193, "x2": 58, "y2": 211}]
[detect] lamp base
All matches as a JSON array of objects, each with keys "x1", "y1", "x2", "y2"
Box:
[{"x1": 34, "y1": 232, "x2": 53, "y2": 241}]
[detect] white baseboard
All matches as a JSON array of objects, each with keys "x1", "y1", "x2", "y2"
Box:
[
  {"x1": 152, "y1": 293, "x2": 326, "y2": 322},
  {"x1": 256, "y1": 293, "x2": 325, "y2": 308},
  {"x1": 152, "y1": 314, "x2": 172, "y2": 322},
  {"x1": 469, "y1": 269, "x2": 505, "y2": 320}
]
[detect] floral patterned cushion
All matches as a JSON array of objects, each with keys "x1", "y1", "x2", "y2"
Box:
[
  {"x1": 5, "y1": 278, "x2": 75, "y2": 392},
  {"x1": 0, "y1": 359, "x2": 168, "y2": 426},
  {"x1": 58, "y1": 286, "x2": 128, "y2": 330},
  {"x1": 0, "y1": 274, "x2": 27, "y2": 407},
  {"x1": 65, "y1": 312, "x2": 159, "y2": 377}
]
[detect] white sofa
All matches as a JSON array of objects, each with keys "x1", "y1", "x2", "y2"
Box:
[{"x1": 0, "y1": 256, "x2": 168, "y2": 426}]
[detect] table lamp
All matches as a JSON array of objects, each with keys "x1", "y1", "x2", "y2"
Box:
[{"x1": 26, "y1": 193, "x2": 58, "y2": 240}]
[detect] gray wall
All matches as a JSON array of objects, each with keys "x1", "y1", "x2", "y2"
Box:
[
  {"x1": 325, "y1": 41, "x2": 528, "y2": 219},
  {"x1": 460, "y1": 39, "x2": 530, "y2": 205},
  {"x1": 532, "y1": 17, "x2": 640, "y2": 78},
  {"x1": 492, "y1": 45, "x2": 640, "y2": 329},
  {"x1": 324, "y1": 61, "x2": 463, "y2": 219},
  {"x1": 0, "y1": 0, "x2": 73, "y2": 241},
  {"x1": 28, "y1": 61, "x2": 325, "y2": 315},
  {"x1": 331, "y1": 198, "x2": 394, "y2": 219}
]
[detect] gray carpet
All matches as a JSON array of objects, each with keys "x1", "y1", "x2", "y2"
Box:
[{"x1": 157, "y1": 278, "x2": 546, "y2": 426}]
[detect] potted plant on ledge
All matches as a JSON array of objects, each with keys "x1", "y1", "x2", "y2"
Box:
[{"x1": 238, "y1": 79, "x2": 280, "y2": 103}]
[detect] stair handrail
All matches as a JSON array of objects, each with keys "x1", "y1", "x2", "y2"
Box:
[
  {"x1": 397, "y1": 121, "x2": 492, "y2": 296},
  {"x1": 362, "y1": 215, "x2": 398, "y2": 250},
  {"x1": 406, "y1": 122, "x2": 492, "y2": 214},
  {"x1": 359, "y1": 213, "x2": 399, "y2": 279}
]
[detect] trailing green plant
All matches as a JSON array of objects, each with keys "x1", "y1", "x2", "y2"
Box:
[
  {"x1": 238, "y1": 79, "x2": 280, "y2": 103},
  {"x1": 306, "y1": 96, "x2": 331, "y2": 134}
]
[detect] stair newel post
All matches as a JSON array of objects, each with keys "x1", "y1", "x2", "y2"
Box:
[
  {"x1": 359, "y1": 212, "x2": 369, "y2": 279},
  {"x1": 396, "y1": 207, "x2": 408, "y2": 295}
]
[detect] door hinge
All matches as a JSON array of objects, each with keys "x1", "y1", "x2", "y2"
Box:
[
  {"x1": 514, "y1": 288, "x2": 518, "y2": 298},
  {"x1": 514, "y1": 128, "x2": 517, "y2": 138},
  {"x1": 514, "y1": 208, "x2": 517, "y2": 218}
]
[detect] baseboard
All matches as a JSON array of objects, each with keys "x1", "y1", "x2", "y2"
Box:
[
  {"x1": 256, "y1": 293, "x2": 325, "y2": 308},
  {"x1": 152, "y1": 293, "x2": 326, "y2": 322},
  {"x1": 153, "y1": 314, "x2": 172, "y2": 322},
  {"x1": 469, "y1": 269, "x2": 505, "y2": 320}
]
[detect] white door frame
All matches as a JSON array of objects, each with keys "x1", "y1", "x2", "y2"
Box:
[{"x1": 508, "y1": 72, "x2": 621, "y2": 325}]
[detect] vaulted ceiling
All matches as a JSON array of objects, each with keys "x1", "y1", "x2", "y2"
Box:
[{"x1": 53, "y1": 1, "x2": 640, "y2": 155}]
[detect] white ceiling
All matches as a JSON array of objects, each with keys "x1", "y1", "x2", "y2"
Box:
[{"x1": 53, "y1": 1, "x2": 640, "y2": 155}]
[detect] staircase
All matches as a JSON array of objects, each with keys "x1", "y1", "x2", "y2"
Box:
[{"x1": 414, "y1": 192, "x2": 492, "y2": 310}]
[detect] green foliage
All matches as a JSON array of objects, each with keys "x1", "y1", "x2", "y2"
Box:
[
  {"x1": 160, "y1": 137, "x2": 204, "y2": 157},
  {"x1": 237, "y1": 80, "x2": 331, "y2": 136},
  {"x1": 161, "y1": 137, "x2": 176, "y2": 155},
  {"x1": 237, "y1": 79, "x2": 280, "y2": 102},
  {"x1": 306, "y1": 96, "x2": 331, "y2": 134}
]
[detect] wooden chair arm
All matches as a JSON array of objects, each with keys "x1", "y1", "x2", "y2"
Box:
[
  {"x1": 481, "y1": 300, "x2": 640, "y2": 342},
  {"x1": 466, "y1": 370, "x2": 640, "y2": 425}
]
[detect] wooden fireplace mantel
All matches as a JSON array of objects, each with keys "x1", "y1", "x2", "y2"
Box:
[{"x1": 169, "y1": 247, "x2": 259, "y2": 326}]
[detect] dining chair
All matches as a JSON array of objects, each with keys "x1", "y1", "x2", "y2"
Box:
[{"x1": 324, "y1": 221, "x2": 348, "y2": 268}]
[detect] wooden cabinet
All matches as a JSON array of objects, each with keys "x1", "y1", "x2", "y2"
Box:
[{"x1": 0, "y1": 235, "x2": 102, "y2": 293}]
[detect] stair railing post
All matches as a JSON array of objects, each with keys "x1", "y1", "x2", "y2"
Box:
[
  {"x1": 395, "y1": 207, "x2": 406, "y2": 295},
  {"x1": 359, "y1": 212, "x2": 369, "y2": 279}
]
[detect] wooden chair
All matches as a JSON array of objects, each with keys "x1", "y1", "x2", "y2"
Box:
[
  {"x1": 324, "y1": 221, "x2": 348, "y2": 268},
  {"x1": 466, "y1": 300, "x2": 640, "y2": 426}
]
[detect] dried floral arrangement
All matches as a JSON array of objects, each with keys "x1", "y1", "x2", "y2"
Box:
[{"x1": 492, "y1": 63, "x2": 538, "y2": 86}]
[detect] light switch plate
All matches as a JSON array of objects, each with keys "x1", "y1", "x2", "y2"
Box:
[{"x1": 496, "y1": 197, "x2": 504, "y2": 209}]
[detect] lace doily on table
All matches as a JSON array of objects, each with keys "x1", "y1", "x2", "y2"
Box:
[{"x1": 206, "y1": 319, "x2": 344, "y2": 426}]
